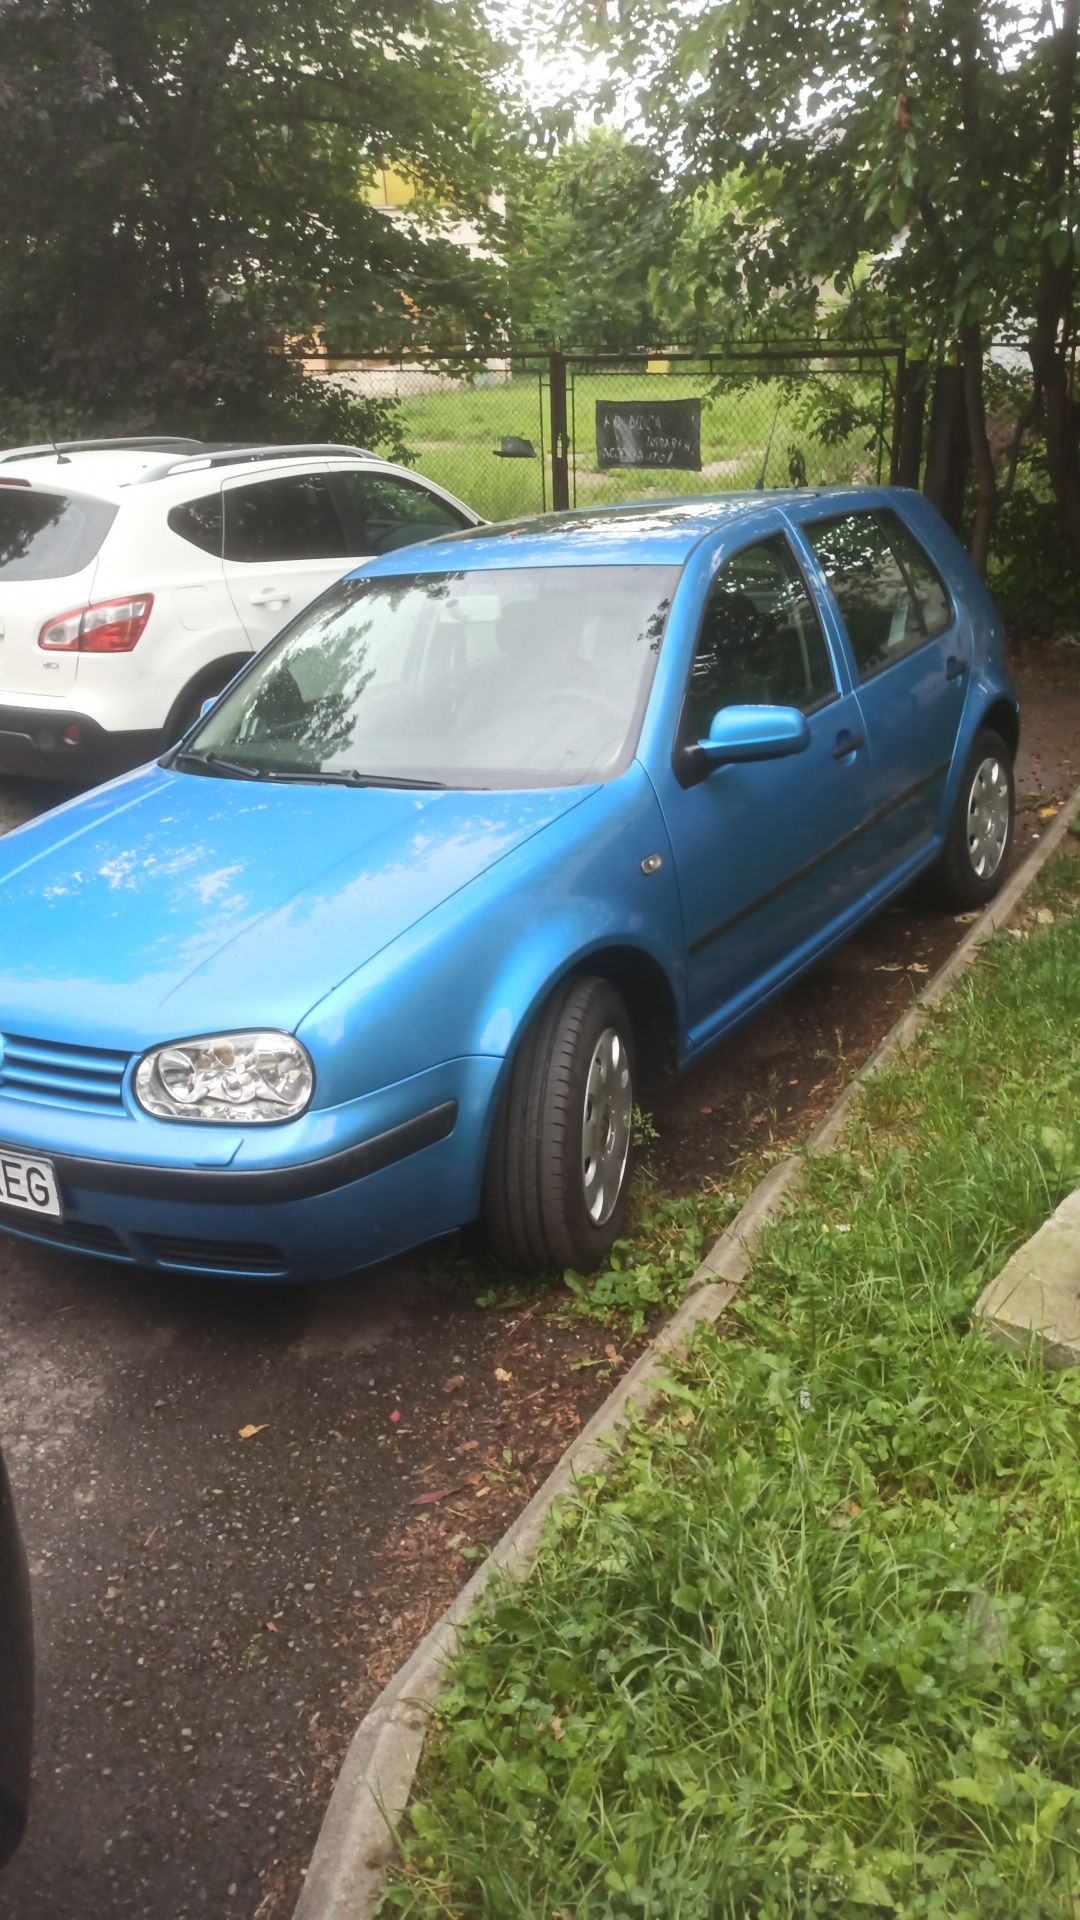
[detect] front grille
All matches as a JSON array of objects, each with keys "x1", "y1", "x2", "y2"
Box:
[
  {"x1": 0, "y1": 1032, "x2": 130, "y2": 1112},
  {"x1": 143, "y1": 1234, "x2": 288, "y2": 1278},
  {"x1": 0, "y1": 1210, "x2": 131, "y2": 1260}
]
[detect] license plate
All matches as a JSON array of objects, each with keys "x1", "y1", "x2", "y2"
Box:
[{"x1": 0, "y1": 1149, "x2": 62, "y2": 1219}]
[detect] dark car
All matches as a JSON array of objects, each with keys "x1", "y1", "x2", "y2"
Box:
[{"x1": 0, "y1": 1443, "x2": 32, "y2": 1867}]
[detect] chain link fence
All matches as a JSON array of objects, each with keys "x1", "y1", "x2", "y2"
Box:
[{"x1": 303, "y1": 344, "x2": 903, "y2": 523}]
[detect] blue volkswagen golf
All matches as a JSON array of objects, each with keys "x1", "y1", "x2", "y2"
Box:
[{"x1": 0, "y1": 490, "x2": 1017, "y2": 1281}]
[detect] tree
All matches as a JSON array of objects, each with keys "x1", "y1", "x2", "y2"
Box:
[
  {"x1": 504, "y1": 126, "x2": 675, "y2": 347},
  {"x1": 0, "y1": 0, "x2": 515, "y2": 439},
  {"x1": 543, "y1": 0, "x2": 1080, "y2": 570}
]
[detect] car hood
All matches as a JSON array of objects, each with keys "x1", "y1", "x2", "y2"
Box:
[{"x1": 0, "y1": 766, "x2": 593, "y2": 1050}]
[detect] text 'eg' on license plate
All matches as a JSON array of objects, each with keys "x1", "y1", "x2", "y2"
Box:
[{"x1": 0, "y1": 1150, "x2": 62, "y2": 1218}]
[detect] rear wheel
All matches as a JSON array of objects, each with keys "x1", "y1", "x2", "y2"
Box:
[
  {"x1": 928, "y1": 726, "x2": 1015, "y2": 911},
  {"x1": 484, "y1": 975, "x2": 636, "y2": 1274},
  {"x1": 164, "y1": 666, "x2": 242, "y2": 750}
]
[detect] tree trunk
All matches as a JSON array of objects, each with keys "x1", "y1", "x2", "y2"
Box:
[
  {"x1": 962, "y1": 324, "x2": 997, "y2": 576},
  {"x1": 1028, "y1": 0, "x2": 1080, "y2": 550}
]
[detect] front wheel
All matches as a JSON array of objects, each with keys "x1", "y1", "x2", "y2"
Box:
[
  {"x1": 483, "y1": 975, "x2": 636, "y2": 1274},
  {"x1": 928, "y1": 726, "x2": 1015, "y2": 911}
]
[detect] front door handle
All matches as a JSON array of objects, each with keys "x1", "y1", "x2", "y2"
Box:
[
  {"x1": 833, "y1": 729, "x2": 865, "y2": 760},
  {"x1": 946, "y1": 655, "x2": 968, "y2": 682},
  {"x1": 250, "y1": 587, "x2": 291, "y2": 609}
]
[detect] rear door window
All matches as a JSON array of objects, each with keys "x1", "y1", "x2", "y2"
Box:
[
  {"x1": 804, "y1": 509, "x2": 951, "y2": 678},
  {"x1": 331, "y1": 471, "x2": 473, "y2": 555},
  {"x1": 168, "y1": 494, "x2": 224, "y2": 557},
  {"x1": 0, "y1": 490, "x2": 116, "y2": 580},
  {"x1": 222, "y1": 474, "x2": 350, "y2": 564},
  {"x1": 880, "y1": 510, "x2": 953, "y2": 638}
]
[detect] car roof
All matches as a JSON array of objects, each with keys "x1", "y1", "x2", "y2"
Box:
[
  {"x1": 353, "y1": 486, "x2": 906, "y2": 575},
  {"x1": 0, "y1": 441, "x2": 386, "y2": 503}
]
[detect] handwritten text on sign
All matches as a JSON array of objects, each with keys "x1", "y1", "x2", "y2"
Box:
[{"x1": 595, "y1": 399, "x2": 702, "y2": 471}]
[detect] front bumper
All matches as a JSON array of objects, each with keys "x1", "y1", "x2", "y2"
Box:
[{"x1": 0, "y1": 1059, "x2": 501, "y2": 1281}]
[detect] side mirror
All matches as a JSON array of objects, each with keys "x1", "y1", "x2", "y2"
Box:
[{"x1": 696, "y1": 703, "x2": 811, "y2": 769}]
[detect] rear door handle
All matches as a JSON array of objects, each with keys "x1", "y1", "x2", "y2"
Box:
[
  {"x1": 833, "y1": 729, "x2": 865, "y2": 760},
  {"x1": 946, "y1": 655, "x2": 968, "y2": 682},
  {"x1": 250, "y1": 587, "x2": 291, "y2": 609}
]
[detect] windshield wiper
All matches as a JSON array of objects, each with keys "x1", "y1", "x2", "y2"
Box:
[
  {"x1": 173, "y1": 749, "x2": 449, "y2": 789},
  {"x1": 172, "y1": 747, "x2": 264, "y2": 780},
  {"x1": 260, "y1": 767, "x2": 448, "y2": 789}
]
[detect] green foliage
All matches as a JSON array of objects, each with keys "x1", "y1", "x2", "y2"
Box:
[
  {"x1": 989, "y1": 477, "x2": 1080, "y2": 638},
  {"x1": 529, "y1": 0, "x2": 1080, "y2": 560},
  {"x1": 505, "y1": 128, "x2": 676, "y2": 347},
  {"x1": 559, "y1": 1180, "x2": 742, "y2": 1334},
  {"x1": 382, "y1": 901, "x2": 1080, "y2": 1917},
  {"x1": 0, "y1": 0, "x2": 517, "y2": 433}
]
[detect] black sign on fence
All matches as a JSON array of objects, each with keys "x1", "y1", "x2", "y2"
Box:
[{"x1": 595, "y1": 398, "x2": 702, "y2": 471}]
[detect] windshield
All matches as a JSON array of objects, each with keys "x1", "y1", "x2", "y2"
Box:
[
  {"x1": 186, "y1": 565, "x2": 678, "y2": 789},
  {"x1": 0, "y1": 489, "x2": 117, "y2": 580}
]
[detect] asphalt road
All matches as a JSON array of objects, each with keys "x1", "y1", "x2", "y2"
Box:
[{"x1": 2, "y1": 655, "x2": 1078, "y2": 1920}]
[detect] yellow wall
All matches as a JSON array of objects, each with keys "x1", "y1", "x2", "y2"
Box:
[{"x1": 366, "y1": 167, "x2": 416, "y2": 209}]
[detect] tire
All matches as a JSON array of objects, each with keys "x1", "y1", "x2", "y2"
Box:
[
  {"x1": 484, "y1": 975, "x2": 637, "y2": 1274},
  {"x1": 164, "y1": 665, "x2": 243, "y2": 750},
  {"x1": 928, "y1": 726, "x2": 1015, "y2": 911}
]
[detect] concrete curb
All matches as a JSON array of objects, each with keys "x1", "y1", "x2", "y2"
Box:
[{"x1": 293, "y1": 788, "x2": 1080, "y2": 1920}]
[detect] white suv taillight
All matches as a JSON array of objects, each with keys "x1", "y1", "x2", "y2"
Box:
[{"x1": 39, "y1": 594, "x2": 154, "y2": 654}]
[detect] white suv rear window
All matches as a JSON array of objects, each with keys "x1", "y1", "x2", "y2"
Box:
[{"x1": 0, "y1": 489, "x2": 117, "y2": 580}]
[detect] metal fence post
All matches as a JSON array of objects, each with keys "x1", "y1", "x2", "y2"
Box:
[{"x1": 549, "y1": 351, "x2": 570, "y2": 511}]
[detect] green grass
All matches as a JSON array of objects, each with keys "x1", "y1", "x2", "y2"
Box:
[
  {"x1": 383, "y1": 851, "x2": 1080, "y2": 1919},
  {"x1": 395, "y1": 371, "x2": 888, "y2": 522}
]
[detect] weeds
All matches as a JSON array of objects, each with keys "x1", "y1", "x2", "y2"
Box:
[{"x1": 382, "y1": 912, "x2": 1080, "y2": 1918}]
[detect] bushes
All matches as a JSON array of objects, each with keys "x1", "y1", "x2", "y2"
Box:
[
  {"x1": 988, "y1": 481, "x2": 1080, "y2": 640},
  {"x1": 0, "y1": 362, "x2": 407, "y2": 464}
]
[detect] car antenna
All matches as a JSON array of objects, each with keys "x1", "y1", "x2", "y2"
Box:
[
  {"x1": 754, "y1": 395, "x2": 783, "y2": 490},
  {"x1": 7, "y1": 358, "x2": 69, "y2": 463}
]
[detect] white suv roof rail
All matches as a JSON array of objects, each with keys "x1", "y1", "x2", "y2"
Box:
[
  {"x1": 138, "y1": 443, "x2": 380, "y2": 483},
  {"x1": 1, "y1": 436, "x2": 207, "y2": 464}
]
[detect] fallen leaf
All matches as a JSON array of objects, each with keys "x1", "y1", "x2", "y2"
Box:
[
  {"x1": 1036, "y1": 907, "x2": 1055, "y2": 924},
  {"x1": 456, "y1": 1440, "x2": 480, "y2": 1454},
  {"x1": 474, "y1": 1485, "x2": 491, "y2": 1499},
  {"x1": 264, "y1": 1621, "x2": 278, "y2": 1634},
  {"x1": 604, "y1": 1343, "x2": 625, "y2": 1367},
  {"x1": 142, "y1": 1526, "x2": 159, "y2": 1549},
  {"x1": 408, "y1": 1487, "x2": 460, "y2": 1507},
  {"x1": 1039, "y1": 805, "x2": 1059, "y2": 818},
  {"x1": 444, "y1": 1375, "x2": 466, "y2": 1393},
  {"x1": 494, "y1": 1367, "x2": 512, "y2": 1383},
  {"x1": 389, "y1": 1409, "x2": 402, "y2": 1425},
  {"x1": 238, "y1": 1424, "x2": 268, "y2": 1441},
  {"x1": 874, "y1": 963, "x2": 902, "y2": 972},
  {"x1": 907, "y1": 962, "x2": 930, "y2": 973},
  {"x1": 953, "y1": 910, "x2": 979, "y2": 923},
  {"x1": 550, "y1": 1715, "x2": 565, "y2": 1740}
]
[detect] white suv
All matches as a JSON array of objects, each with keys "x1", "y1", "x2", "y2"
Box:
[{"x1": 0, "y1": 439, "x2": 482, "y2": 780}]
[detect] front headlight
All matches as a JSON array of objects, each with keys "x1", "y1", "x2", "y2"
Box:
[{"x1": 134, "y1": 1031, "x2": 314, "y2": 1124}]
